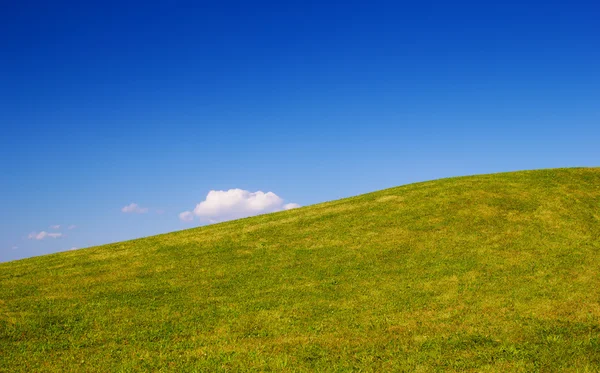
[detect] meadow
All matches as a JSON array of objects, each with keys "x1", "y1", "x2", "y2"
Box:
[{"x1": 1, "y1": 168, "x2": 600, "y2": 372}]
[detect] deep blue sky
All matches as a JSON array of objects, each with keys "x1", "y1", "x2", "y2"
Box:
[{"x1": 2, "y1": 0, "x2": 599, "y2": 262}]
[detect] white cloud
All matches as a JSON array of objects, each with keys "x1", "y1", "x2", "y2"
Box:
[
  {"x1": 68, "y1": 225, "x2": 76, "y2": 230},
  {"x1": 121, "y1": 203, "x2": 149, "y2": 214},
  {"x1": 28, "y1": 231, "x2": 63, "y2": 240},
  {"x1": 181, "y1": 189, "x2": 300, "y2": 223},
  {"x1": 11, "y1": 246, "x2": 18, "y2": 250},
  {"x1": 69, "y1": 247, "x2": 78, "y2": 251},
  {"x1": 50, "y1": 224, "x2": 61, "y2": 229},
  {"x1": 179, "y1": 211, "x2": 194, "y2": 222}
]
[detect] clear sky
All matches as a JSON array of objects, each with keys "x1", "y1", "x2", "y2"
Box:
[{"x1": 1, "y1": 0, "x2": 599, "y2": 262}]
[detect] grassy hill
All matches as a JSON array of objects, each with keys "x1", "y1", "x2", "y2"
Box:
[{"x1": 1, "y1": 168, "x2": 600, "y2": 372}]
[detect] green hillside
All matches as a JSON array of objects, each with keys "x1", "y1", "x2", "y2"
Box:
[{"x1": 2, "y1": 168, "x2": 600, "y2": 372}]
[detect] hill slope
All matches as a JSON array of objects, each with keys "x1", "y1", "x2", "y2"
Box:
[{"x1": 1, "y1": 168, "x2": 600, "y2": 372}]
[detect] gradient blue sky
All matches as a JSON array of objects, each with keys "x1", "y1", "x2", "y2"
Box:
[{"x1": 2, "y1": 0, "x2": 599, "y2": 262}]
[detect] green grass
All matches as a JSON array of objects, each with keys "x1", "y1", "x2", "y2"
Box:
[{"x1": 2, "y1": 168, "x2": 600, "y2": 372}]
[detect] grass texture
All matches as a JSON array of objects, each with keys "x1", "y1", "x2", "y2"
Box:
[{"x1": 1, "y1": 168, "x2": 600, "y2": 372}]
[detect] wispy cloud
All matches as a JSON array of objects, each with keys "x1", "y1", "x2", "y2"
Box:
[
  {"x1": 179, "y1": 189, "x2": 300, "y2": 223},
  {"x1": 179, "y1": 211, "x2": 194, "y2": 222},
  {"x1": 50, "y1": 224, "x2": 61, "y2": 230},
  {"x1": 121, "y1": 203, "x2": 149, "y2": 214},
  {"x1": 11, "y1": 246, "x2": 18, "y2": 250},
  {"x1": 28, "y1": 231, "x2": 63, "y2": 240},
  {"x1": 68, "y1": 225, "x2": 76, "y2": 230}
]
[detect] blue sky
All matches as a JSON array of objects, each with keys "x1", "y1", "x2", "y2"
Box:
[{"x1": 1, "y1": 0, "x2": 599, "y2": 262}]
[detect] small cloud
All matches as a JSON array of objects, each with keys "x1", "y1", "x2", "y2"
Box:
[
  {"x1": 50, "y1": 224, "x2": 61, "y2": 230},
  {"x1": 121, "y1": 203, "x2": 149, "y2": 214},
  {"x1": 11, "y1": 246, "x2": 18, "y2": 250},
  {"x1": 179, "y1": 211, "x2": 194, "y2": 222},
  {"x1": 28, "y1": 231, "x2": 63, "y2": 240},
  {"x1": 180, "y1": 189, "x2": 300, "y2": 223},
  {"x1": 69, "y1": 247, "x2": 78, "y2": 251},
  {"x1": 68, "y1": 225, "x2": 76, "y2": 230},
  {"x1": 156, "y1": 209, "x2": 165, "y2": 215}
]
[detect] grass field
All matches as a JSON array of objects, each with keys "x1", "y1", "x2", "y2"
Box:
[{"x1": 1, "y1": 168, "x2": 600, "y2": 372}]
